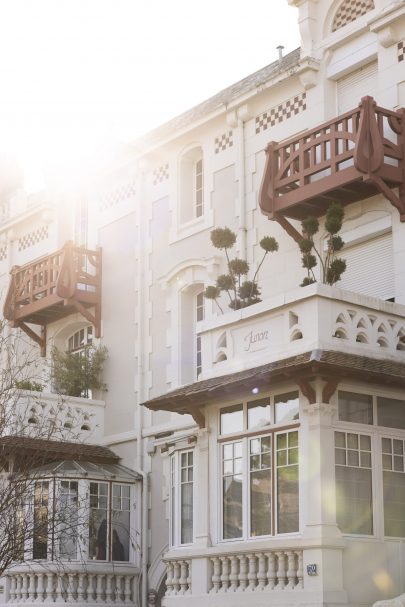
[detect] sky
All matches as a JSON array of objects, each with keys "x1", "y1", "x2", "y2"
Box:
[{"x1": 0, "y1": 0, "x2": 300, "y2": 190}]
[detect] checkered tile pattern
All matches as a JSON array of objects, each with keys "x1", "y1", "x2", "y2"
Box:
[
  {"x1": 18, "y1": 225, "x2": 49, "y2": 252},
  {"x1": 332, "y1": 0, "x2": 374, "y2": 32},
  {"x1": 98, "y1": 182, "x2": 136, "y2": 212},
  {"x1": 0, "y1": 246, "x2": 7, "y2": 262},
  {"x1": 255, "y1": 93, "x2": 307, "y2": 134},
  {"x1": 398, "y1": 40, "x2": 405, "y2": 63},
  {"x1": 153, "y1": 163, "x2": 169, "y2": 185},
  {"x1": 215, "y1": 131, "x2": 233, "y2": 154}
]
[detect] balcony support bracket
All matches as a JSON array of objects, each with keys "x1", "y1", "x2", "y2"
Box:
[
  {"x1": 275, "y1": 214, "x2": 303, "y2": 244},
  {"x1": 16, "y1": 322, "x2": 46, "y2": 357},
  {"x1": 365, "y1": 175, "x2": 405, "y2": 221},
  {"x1": 322, "y1": 377, "x2": 340, "y2": 404},
  {"x1": 67, "y1": 299, "x2": 101, "y2": 338},
  {"x1": 188, "y1": 407, "x2": 205, "y2": 429},
  {"x1": 296, "y1": 378, "x2": 316, "y2": 404}
]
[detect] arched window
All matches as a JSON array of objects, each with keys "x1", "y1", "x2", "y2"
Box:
[
  {"x1": 179, "y1": 146, "x2": 204, "y2": 224},
  {"x1": 67, "y1": 325, "x2": 93, "y2": 353}
]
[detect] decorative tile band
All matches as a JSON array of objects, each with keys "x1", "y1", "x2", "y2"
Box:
[
  {"x1": 153, "y1": 163, "x2": 169, "y2": 185},
  {"x1": 255, "y1": 92, "x2": 306, "y2": 135},
  {"x1": 18, "y1": 225, "x2": 49, "y2": 251},
  {"x1": 98, "y1": 182, "x2": 136, "y2": 212},
  {"x1": 0, "y1": 246, "x2": 7, "y2": 262},
  {"x1": 215, "y1": 130, "x2": 233, "y2": 154},
  {"x1": 332, "y1": 0, "x2": 374, "y2": 32},
  {"x1": 398, "y1": 40, "x2": 404, "y2": 63}
]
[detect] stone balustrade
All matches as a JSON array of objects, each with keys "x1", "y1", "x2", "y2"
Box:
[
  {"x1": 5, "y1": 562, "x2": 138, "y2": 605},
  {"x1": 164, "y1": 549, "x2": 303, "y2": 597},
  {"x1": 209, "y1": 550, "x2": 303, "y2": 593},
  {"x1": 165, "y1": 559, "x2": 192, "y2": 595}
]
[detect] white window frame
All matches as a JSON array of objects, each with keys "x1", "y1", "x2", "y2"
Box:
[
  {"x1": 169, "y1": 449, "x2": 195, "y2": 548},
  {"x1": 334, "y1": 385, "x2": 405, "y2": 540},
  {"x1": 217, "y1": 394, "x2": 300, "y2": 542}
]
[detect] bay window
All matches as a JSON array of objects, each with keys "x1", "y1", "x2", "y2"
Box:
[{"x1": 220, "y1": 393, "x2": 299, "y2": 540}]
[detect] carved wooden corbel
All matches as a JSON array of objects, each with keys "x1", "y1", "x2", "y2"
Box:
[
  {"x1": 322, "y1": 378, "x2": 340, "y2": 404},
  {"x1": 296, "y1": 379, "x2": 316, "y2": 404}
]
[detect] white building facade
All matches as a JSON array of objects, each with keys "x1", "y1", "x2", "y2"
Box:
[{"x1": 1, "y1": 0, "x2": 405, "y2": 606}]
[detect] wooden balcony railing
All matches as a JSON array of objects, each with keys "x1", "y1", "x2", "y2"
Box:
[
  {"x1": 260, "y1": 96, "x2": 405, "y2": 240},
  {"x1": 3, "y1": 241, "x2": 101, "y2": 355}
]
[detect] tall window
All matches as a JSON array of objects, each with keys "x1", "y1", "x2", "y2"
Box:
[
  {"x1": 33, "y1": 481, "x2": 49, "y2": 559},
  {"x1": 170, "y1": 450, "x2": 194, "y2": 546},
  {"x1": 195, "y1": 291, "x2": 204, "y2": 378},
  {"x1": 220, "y1": 393, "x2": 299, "y2": 540},
  {"x1": 179, "y1": 146, "x2": 204, "y2": 223},
  {"x1": 112, "y1": 484, "x2": 131, "y2": 561},
  {"x1": 89, "y1": 482, "x2": 108, "y2": 560},
  {"x1": 59, "y1": 480, "x2": 78, "y2": 559}
]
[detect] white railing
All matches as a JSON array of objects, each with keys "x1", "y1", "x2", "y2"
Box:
[
  {"x1": 5, "y1": 562, "x2": 138, "y2": 605},
  {"x1": 198, "y1": 283, "x2": 405, "y2": 380},
  {"x1": 165, "y1": 560, "x2": 191, "y2": 595},
  {"x1": 164, "y1": 549, "x2": 303, "y2": 597}
]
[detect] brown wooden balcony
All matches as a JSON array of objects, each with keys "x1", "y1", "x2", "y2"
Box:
[
  {"x1": 259, "y1": 96, "x2": 405, "y2": 239},
  {"x1": 3, "y1": 241, "x2": 101, "y2": 355}
]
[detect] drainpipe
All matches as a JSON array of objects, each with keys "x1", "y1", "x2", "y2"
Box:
[
  {"x1": 227, "y1": 105, "x2": 250, "y2": 261},
  {"x1": 135, "y1": 158, "x2": 149, "y2": 607}
]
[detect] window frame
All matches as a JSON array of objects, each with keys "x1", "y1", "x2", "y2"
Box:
[
  {"x1": 334, "y1": 385, "x2": 405, "y2": 540},
  {"x1": 217, "y1": 393, "x2": 300, "y2": 543},
  {"x1": 169, "y1": 449, "x2": 195, "y2": 548}
]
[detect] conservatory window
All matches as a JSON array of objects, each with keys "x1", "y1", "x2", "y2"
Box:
[
  {"x1": 89, "y1": 482, "x2": 108, "y2": 560},
  {"x1": 112, "y1": 484, "x2": 131, "y2": 561},
  {"x1": 170, "y1": 450, "x2": 194, "y2": 546},
  {"x1": 59, "y1": 480, "x2": 78, "y2": 559},
  {"x1": 335, "y1": 431, "x2": 373, "y2": 535},
  {"x1": 33, "y1": 481, "x2": 49, "y2": 559}
]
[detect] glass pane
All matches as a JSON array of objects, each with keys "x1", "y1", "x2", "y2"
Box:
[
  {"x1": 360, "y1": 435, "x2": 371, "y2": 451},
  {"x1": 335, "y1": 432, "x2": 346, "y2": 448},
  {"x1": 335, "y1": 448, "x2": 346, "y2": 465},
  {"x1": 360, "y1": 452, "x2": 371, "y2": 468},
  {"x1": 347, "y1": 450, "x2": 359, "y2": 467},
  {"x1": 33, "y1": 482, "x2": 49, "y2": 560},
  {"x1": 247, "y1": 398, "x2": 271, "y2": 429},
  {"x1": 89, "y1": 510, "x2": 107, "y2": 560},
  {"x1": 220, "y1": 404, "x2": 243, "y2": 435},
  {"x1": 112, "y1": 510, "x2": 130, "y2": 561},
  {"x1": 393, "y1": 440, "x2": 404, "y2": 456},
  {"x1": 181, "y1": 482, "x2": 193, "y2": 544},
  {"x1": 335, "y1": 466, "x2": 373, "y2": 534},
  {"x1": 277, "y1": 434, "x2": 287, "y2": 450},
  {"x1": 382, "y1": 438, "x2": 392, "y2": 454},
  {"x1": 289, "y1": 448, "x2": 299, "y2": 465},
  {"x1": 250, "y1": 438, "x2": 261, "y2": 455},
  {"x1": 275, "y1": 391, "x2": 299, "y2": 424},
  {"x1": 384, "y1": 471, "x2": 405, "y2": 537},
  {"x1": 277, "y1": 450, "x2": 287, "y2": 466},
  {"x1": 394, "y1": 456, "x2": 404, "y2": 472},
  {"x1": 59, "y1": 481, "x2": 78, "y2": 559},
  {"x1": 262, "y1": 452, "x2": 271, "y2": 468},
  {"x1": 338, "y1": 391, "x2": 373, "y2": 424},
  {"x1": 347, "y1": 433, "x2": 359, "y2": 450},
  {"x1": 223, "y1": 476, "x2": 243, "y2": 539},
  {"x1": 277, "y1": 465, "x2": 299, "y2": 533},
  {"x1": 223, "y1": 444, "x2": 233, "y2": 460},
  {"x1": 250, "y1": 469, "x2": 271, "y2": 536},
  {"x1": 377, "y1": 397, "x2": 405, "y2": 430},
  {"x1": 382, "y1": 454, "x2": 392, "y2": 470},
  {"x1": 289, "y1": 431, "x2": 298, "y2": 448},
  {"x1": 250, "y1": 454, "x2": 260, "y2": 471}
]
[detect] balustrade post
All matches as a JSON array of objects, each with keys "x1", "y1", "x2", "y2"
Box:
[
  {"x1": 21, "y1": 573, "x2": 29, "y2": 602},
  {"x1": 276, "y1": 551, "x2": 286, "y2": 589},
  {"x1": 172, "y1": 561, "x2": 181, "y2": 595},
  {"x1": 16, "y1": 575, "x2": 23, "y2": 602},
  {"x1": 266, "y1": 552, "x2": 276, "y2": 589},
  {"x1": 247, "y1": 553, "x2": 257, "y2": 591},
  {"x1": 210, "y1": 557, "x2": 221, "y2": 593},
  {"x1": 77, "y1": 573, "x2": 85, "y2": 603},
  {"x1": 95, "y1": 574, "x2": 104, "y2": 603},
  {"x1": 179, "y1": 561, "x2": 188, "y2": 594},
  {"x1": 115, "y1": 575, "x2": 123, "y2": 603},
  {"x1": 220, "y1": 557, "x2": 230, "y2": 593},
  {"x1": 257, "y1": 553, "x2": 267, "y2": 590},
  {"x1": 66, "y1": 573, "x2": 75, "y2": 603},
  {"x1": 296, "y1": 551, "x2": 304, "y2": 589},
  {"x1": 44, "y1": 573, "x2": 54, "y2": 603},
  {"x1": 105, "y1": 574, "x2": 113, "y2": 604},
  {"x1": 229, "y1": 555, "x2": 239, "y2": 592},
  {"x1": 124, "y1": 575, "x2": 133, "y2": 604},
  {"x1": 238, "y1": 555, "x2": 248, "y2": 592},
  {"x1": 8, "y1": 575, "x2": 16, "y2": 603},
  {"x1": 55, "y1": 574, "x2": 64, "y2": 602},
  {"x1": 286, "y1": 551, "x2": 297, "y2": 589},
  {"x1": 166, "y1": 562, "x2": 174, "y2": 596},
  {"x1": 35, "y1": 573, "x2": 44, "y2": 603}
]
